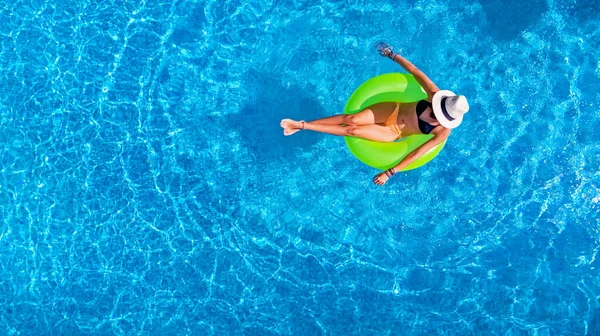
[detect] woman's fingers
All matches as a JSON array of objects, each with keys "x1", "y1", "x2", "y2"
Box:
[
  {"x1": 372, "y1": 176, "x2": 387, "y2": 185},
  {"x1": 372, "y1": 172, "x2": 391, "y2": 186}
]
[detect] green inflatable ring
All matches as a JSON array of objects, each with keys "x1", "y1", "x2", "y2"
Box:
[{"x1": 344, "y1": 73, "x2": 446, "y2": 171}]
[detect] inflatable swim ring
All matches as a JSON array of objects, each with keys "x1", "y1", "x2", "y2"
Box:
[{"x1": 344, "y1": 73, "x2": 446, "y2": 171}]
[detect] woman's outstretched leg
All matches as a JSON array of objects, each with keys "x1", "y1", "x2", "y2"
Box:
[
  {"x1": 279, "y1": 114, "x2": 349, "y2": 135},
  {"x1": 280, "y1": 119, "x2": 348, "y2": 136},
  {"x1": 280, "y1": 120, "x2": 399, "y2": 142},
  {"x1": 280, "y1": 102, "x2": 397, "y2": 135},
  {"x1": 280, "y1": 117, "x2": 351, "y2": 136}
]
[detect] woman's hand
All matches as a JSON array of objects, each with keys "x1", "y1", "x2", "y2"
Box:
[
  {"x1": 372, "y1": 172, "x2": 390, "y2": 186},
  {"x1": 375, "y1": 41, "x2": 395, "y2": 58}
]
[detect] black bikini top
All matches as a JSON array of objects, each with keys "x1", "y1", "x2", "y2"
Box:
[{"x1": 416, "y1": 100, "x2": 438, "y2": 134}]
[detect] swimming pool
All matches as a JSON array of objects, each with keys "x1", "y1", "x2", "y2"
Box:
[{"x1": 1, "y1": 0, "x2": 599, "y2": 334}]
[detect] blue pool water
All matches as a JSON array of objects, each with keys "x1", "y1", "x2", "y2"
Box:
[{"x1": 1, "y1": 0, "x2": 600, "y2": 334}]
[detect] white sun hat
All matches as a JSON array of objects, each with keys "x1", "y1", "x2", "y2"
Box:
[{"x1": 431, "y1": 90, "x2": 470, "y2": 129}]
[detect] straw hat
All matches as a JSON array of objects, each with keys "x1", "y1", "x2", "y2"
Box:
[{"x1": 431, "y1": 90, "x2": 470, "y2": 129}]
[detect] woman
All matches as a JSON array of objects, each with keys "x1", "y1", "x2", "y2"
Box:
[{"x1": 280, "y1": 42, "x2": 469, "y2": 186}]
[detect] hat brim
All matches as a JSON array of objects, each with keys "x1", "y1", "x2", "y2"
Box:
[{"x1": 432, "y1": 90, "x2": 463, "y2": 129}]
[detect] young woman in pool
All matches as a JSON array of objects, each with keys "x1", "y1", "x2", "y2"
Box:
[{"x1": 280, "y1": 42, "x2": 470, "y2": 186}]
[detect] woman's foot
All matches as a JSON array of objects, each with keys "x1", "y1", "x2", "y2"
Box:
[{"x1": 280, "y1": 119, "x2": 304, "y2": 136}]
